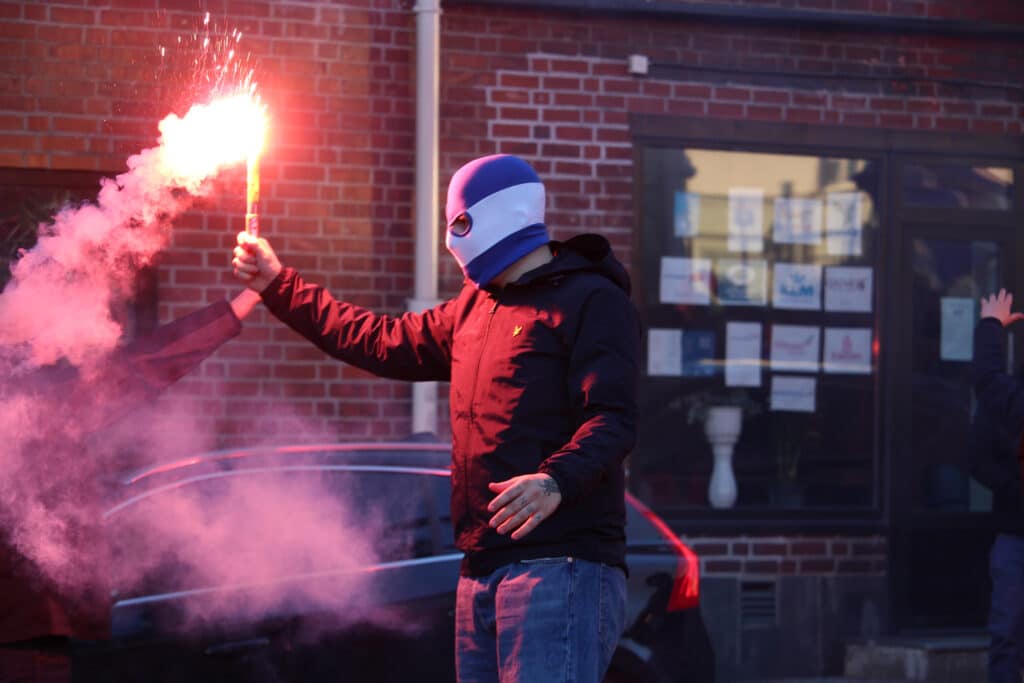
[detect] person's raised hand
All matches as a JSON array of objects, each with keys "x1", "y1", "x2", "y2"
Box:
[
  {"x1": 980, "y1": 289, "x2": 1024, "y2": 328},
  {"x1": 487, "y1": 473, "x2": 561, "y2": 541},
  {"x1": 232, "y1": 231, "x2": 282, "y2": 293}
]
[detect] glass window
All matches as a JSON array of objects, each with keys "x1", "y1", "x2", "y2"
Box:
[
  {"x1": 0, "y1": 168, "x2": 156, "y2": 337},
  {"x1": 902, "y1": 163, "x2": 1013, "y2": 210},
  {"x1": 908, "y1": 238, "x2": 999, "y2": 513},
  {"x1": 108, "y1": 468, "x2": 453, "y2": 597},
  {"x1": 632, "y1": 148, "x2": 879, "y2": 512}
]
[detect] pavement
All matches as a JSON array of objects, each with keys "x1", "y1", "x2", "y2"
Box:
[{"x1": 740, "y1": 679, "x2": 930, "y2": 683}]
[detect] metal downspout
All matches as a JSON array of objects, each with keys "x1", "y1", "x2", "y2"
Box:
[{"x1": 410, "y1": 0, "x2": 442, "y2": 436}]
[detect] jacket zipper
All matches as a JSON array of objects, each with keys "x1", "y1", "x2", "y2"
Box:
[{"x1": 465, "y1": 296, "x2": 500, "y2": 522}]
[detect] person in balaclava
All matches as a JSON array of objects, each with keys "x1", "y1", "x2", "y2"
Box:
[{"x1": 231, "y1": 154, "x2": 640, "y2": 683}]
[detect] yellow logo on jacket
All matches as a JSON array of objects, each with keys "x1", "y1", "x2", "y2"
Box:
[{"x1": 513, "y1": 325, "x2": 523, "y2": 337}]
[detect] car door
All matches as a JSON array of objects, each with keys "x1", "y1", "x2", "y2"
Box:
[{"x1": 81, "y1": 464, "x2": 461, "y2": 682}]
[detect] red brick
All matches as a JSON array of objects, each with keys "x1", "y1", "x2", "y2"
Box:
[
  {"x1": 715, "y1": 86, "x2": 752, "y2": 102},
  {"x1": 745, "y1": 560, "x2": 780, "y2": 574},
  {"x1": 705, "y1": 560, "x2": 742, "y2": 573},
  {"x1": 841, "y1": 111, "x2": 879, "y2": 127},
  {"x1": 970, "y1": 119, "x2": 1007, "y2": 134},
  {"x1": 801, "y1": 559, "x2": 837, "y2": 573},
  {"x1": 790, "y1": 541, "x2": 828, "y2": 555},
  {"x1": 673, "y1": 84, "x2": 712, "y2": 99},
  {"x1": 708, "y1": 102, "x2": 744, "y2": 118},
  {"x1": 747, "y1": 104, "x2": 783, "y2": 120},
  {"x1": 49, "y1": 7, "x2": 95, "y2": 24},
  {"x1": 879, "y1": 113, "x2": 914, "y2": 128}
]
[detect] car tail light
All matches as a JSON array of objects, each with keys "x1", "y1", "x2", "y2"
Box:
[{"x1": 626, "y1": 492, "x2": 700, "y2": 611}]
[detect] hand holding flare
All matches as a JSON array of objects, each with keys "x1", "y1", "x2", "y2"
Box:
[{"x1": 233, "y1": 231, "x2": 282, "y2": 293}]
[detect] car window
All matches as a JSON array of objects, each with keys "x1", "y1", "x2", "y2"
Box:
[
  {"x1": 107, "y1": 466, "x2": 456, "y2": 598},
  {"x1": 328, "y1": 469, "x2": 453, "y2": 561}
]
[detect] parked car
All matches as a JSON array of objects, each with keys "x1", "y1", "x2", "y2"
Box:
[{"x1": 75, "y1": 440, "x2": 714, "y2": 682}]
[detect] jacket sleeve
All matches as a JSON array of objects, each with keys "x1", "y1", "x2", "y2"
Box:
[
  {"x1": 260, "y1": 267, "x2": 455, "y2": 382},
  {"x1": 71, "y1": 300, "x2": 243, "y2": 431},
  {"x1": 537, "y1": 286, "x2": 640, "y2": 505},
  {"x1": 973, "y1": 317, "x2": 1024, "y2": 435},
  {"x1": 968, "y1": 406, "x2": 1021, "y2": 501}
]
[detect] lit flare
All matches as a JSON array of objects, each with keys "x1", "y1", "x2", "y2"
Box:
[{"x1": 158, "y1": 92, "x2": 268, "y2": 195}]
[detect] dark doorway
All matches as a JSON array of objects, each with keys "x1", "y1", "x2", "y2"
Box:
[{"x1": 889, "y1": 157, "x2": 1019, "y2": 631}]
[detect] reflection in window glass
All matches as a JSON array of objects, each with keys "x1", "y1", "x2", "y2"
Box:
[
  {"x1": 902, "y1": 164, "x2": 1013, "y2": 210},
  {"x1": 633, "y1": 148, "x2": 879, "y2": 512}
]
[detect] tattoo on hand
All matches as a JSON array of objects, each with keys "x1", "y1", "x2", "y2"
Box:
[{"x1": 541, "y1": 478, "x2": 559, "y2": 496}]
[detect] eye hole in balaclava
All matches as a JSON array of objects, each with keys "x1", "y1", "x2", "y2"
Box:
[{"x1": 448, "y1": 212, "x2": 472, "y2": 238}]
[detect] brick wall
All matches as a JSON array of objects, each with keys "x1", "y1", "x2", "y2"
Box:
[{"x1": 687, "y1": 534, "x2": 887, "y2": 577}]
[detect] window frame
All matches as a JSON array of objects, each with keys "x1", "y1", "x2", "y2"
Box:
[{"x1": 629, "y1": 115, "x2": 1024, "y2": 533}]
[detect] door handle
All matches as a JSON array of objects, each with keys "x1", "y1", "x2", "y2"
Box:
[{"x1": 204, "y1": 637, "x2": 271, "y2": 656}]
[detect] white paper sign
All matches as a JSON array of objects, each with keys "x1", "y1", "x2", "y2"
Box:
[
  {"x1": 773, "y1": 197, "x2": 822, "y2": 245},
  {"x1": 716, "y1": 259, "x2": 767, "y2": 307},
  {"x1": 647, "y1": 328, "x2": 683, "y2": 376},
  {"x1": 660, "y1": 257, "x2": 712, "y2": 305},
  {"x1": 940, "y1": 297, "x2": 975, "y2": 361},
  {"x1": 725, "y1": 322, "x2": 762, "y2": 387},
  {"x1": 771, "y1": 375, "x2": 816, "y2": 412},
  {"x1": 728, "y1": 187, "x2": 764, "y2": 252},
  {"x1": 826, "y1": 191, "x2": 863, "y2": 256},
  {"x1": 823, "y1": 327, "x2": 873, "y2": 374},
  {"x1": 770, "y1": 325, "x2": 820, "y2": 373},
  {"x1": 674, "y1": 191, "x2": 701, "y2": 237},
  {"x1": 824, "y1": 266, "x2": 873, "y2": 313},
  {"x1": 772, "y1": 263, "x2": 822, "y2": 310}
]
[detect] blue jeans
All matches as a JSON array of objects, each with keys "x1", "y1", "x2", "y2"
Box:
[
  {"x1": 989, "y1": 533, "x2": 1024, "y2": 683},
  {"x1": 455, "y1": 557, "x2": 627, "y2": 683}
]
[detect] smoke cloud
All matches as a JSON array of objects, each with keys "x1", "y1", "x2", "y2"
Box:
[{"x1": 0, "y1": 94, "x2": 409, "y2": 647}]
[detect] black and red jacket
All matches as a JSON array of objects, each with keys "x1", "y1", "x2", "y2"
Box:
[{"x1": 261, "y1": 234, "x2": 641, "y2": 576}]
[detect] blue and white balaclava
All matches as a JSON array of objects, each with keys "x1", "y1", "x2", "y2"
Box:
[{"x1": 445, "y1": 154, "x2": 549, "y2": 288}]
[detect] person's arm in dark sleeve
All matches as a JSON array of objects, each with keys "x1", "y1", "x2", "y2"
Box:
[
  {"x1": 973, "y1": 317, "x2": 1024, "y2": 436},
  {"x1": 70, "y1": 297, "x2": 247, "y2": 431},
  {"x1": 537, "y1": 286, "x2": 640, "y2": 505},
  {"x1": 968, "y1": 406, "x2": 1021, "y2": 500},
  {"x1": 259, "y1": 267, "x2": 455, "y2": 382}
]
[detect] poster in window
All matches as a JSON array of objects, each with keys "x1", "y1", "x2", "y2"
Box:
[
  {"x1": 824, "y1": 266, "x2": 873, "y2": 313},
  {"x1": 660, "y1": 256, "x2": 712, "y2": 305},
  {"x1": 773, "y1": 197, "x2": 822, "y2": 245},
  {"x1": 673, "y1": 191, "x2": 701, "y2": 238},
  {"x1": 772, "y1": 263, "x2": 822, "y2": 310},
  {"x1": 647, "y1": 328, "x2": 717, "y2": 377},
  {"x1": 770, "y1": 375, "x2": 817, "y2": 412},
  {"x1": 823, "y1": 327, "x2": 873, "y2": 374},
  {"x1": 647, "y1": 328, "x2": 683, "y2": 376},
  {"x1": 682, "y1": 330, "x2": 718, "y2": 377},
  {"x1": 716, "y1": 259, "x2": 767, "y2": 307},
  {"x1": 727, "y1": 187, "x2": 764, "y2": 252},
  {"x1": 770, "y1": 324, "x2": 820, "y2": 373},
  {"x1": 940, "y1": 297, "x2": 975, "y2": 361},
  {"x1": 826, "y1": 191, "x2": 863, "y2": 256},
  {"x1": 725, "y1": 321, "x2": 762, "y2": 387}
]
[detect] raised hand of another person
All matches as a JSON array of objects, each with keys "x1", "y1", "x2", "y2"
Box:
[{"x1": 980, "y1": 289, "x2": 1024, "y2": 328}]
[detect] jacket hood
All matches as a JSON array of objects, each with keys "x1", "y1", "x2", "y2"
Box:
[{"x1": 514, "y1": 233, "x2": 632, "y2": 295}]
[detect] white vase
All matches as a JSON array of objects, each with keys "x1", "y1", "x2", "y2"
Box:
[{"x1": 704, "y1": 405, "x2": 742, "y2": 509}]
